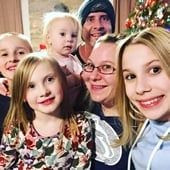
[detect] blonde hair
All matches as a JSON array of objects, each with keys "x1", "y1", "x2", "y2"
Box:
[
  {"x1": 4, "y1": 52, "x2": 78, "y2": 135},
  {"x1": 0, "y1": 32, "x2": 33, "y2": 52},
  {"x1": 43, "y1": 12, "x2": 81, "y2": 48},
  {"x1": 116, "y1": 27, "x2": 170, "y2": 146}
]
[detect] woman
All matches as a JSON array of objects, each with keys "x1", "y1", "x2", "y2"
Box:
[
  {"x1": 82, "y1": 34, "x2": 130, "y2": 170},
  {"x1": 116, "y1": 27, "x2": 170, "y2": 170}
]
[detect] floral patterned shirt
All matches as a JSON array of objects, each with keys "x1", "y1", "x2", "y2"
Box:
[{"x1": 0, "y1": 113, "x2": 92, "y2": 170}]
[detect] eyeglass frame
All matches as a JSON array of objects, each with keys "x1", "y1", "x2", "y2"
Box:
[{"x1": 83, "y1": 62, "x2": 116, "y2": 75}]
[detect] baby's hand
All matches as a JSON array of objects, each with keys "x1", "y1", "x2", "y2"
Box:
[{"x1": 0, "y1": 78, "x2": 9, "y2": 96}]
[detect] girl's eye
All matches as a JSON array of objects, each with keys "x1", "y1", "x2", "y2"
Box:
[
  {"x1": 72, "y1": 33, "x2": 77, "y2": 38},
  {"x1": 60, "y1": 32, "x2": 65, "y2": 36},
  {"x1": 1, "y1": 53, "x2": 8, "y2": 57},
  {"x1": 124, "y1": 73, "x2": 136, "y2": 80},
  {"x1": 18, "y1": 51, "x2": 26, "y2": 55},
  {"x1": 150, "y1": 66, "x2": 161, "y2": 75},
  {"x1": 28, "y1": 83, "x2": 35, "y2": 89},
  {"x1": 47, "y1": 76, "x2": 54, "y2": 82}
]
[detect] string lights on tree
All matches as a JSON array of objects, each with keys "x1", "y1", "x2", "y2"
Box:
[{"x1": 125, "y1": 0, "x2": 170, "y2": 34}]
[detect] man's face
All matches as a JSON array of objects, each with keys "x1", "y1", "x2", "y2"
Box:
[{"x1": 82, "y1": 12, "x2": 112, "y2": 46}]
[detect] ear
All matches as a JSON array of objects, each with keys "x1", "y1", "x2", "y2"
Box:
[{"x1": 46, "y1": 32, "x2": 52, "y2": 46}]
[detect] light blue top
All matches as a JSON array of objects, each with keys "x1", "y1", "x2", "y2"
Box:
[{"x1": 131, "y1": 120, "x2": 170, "y2": 170}]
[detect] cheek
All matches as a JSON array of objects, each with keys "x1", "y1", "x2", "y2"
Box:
[
  {"x1": 81, "y1": 71, "x2": 90, "y2": 82},
  {"x1": 104, "y1": 23, "x2": 112, "y2": 32},
  {"x1": 82, "y1": 27, "x2": 90, "y2": 39},
  {"x1": 125, "y1": 84, "x2": 134, "y2": 100},
  {"x1": 105, "y1": 77, "x2": 117, "y2": 93},
  {"x1": 17, "y1": 55, "x2": 25, "y2": 60},
  {"x1": 0, "y1": 59, "x2": 7, "y2": 67},
  {"x1": 25, "y1": 91, "x2": 34, "y2": 105}
]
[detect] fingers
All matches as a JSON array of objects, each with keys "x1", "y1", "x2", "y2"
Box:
[{"x1": 0, "y1": 78, "x2": 9, "y2": 96}]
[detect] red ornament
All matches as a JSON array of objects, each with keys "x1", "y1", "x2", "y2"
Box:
[
  {"x1": 125, "y1": 18, "x2": 133, "y2": 28},
  {"x1": 39, "y1": 43, "x2": 47, "y2": 50},
  {"x1": 145, "y1": 0, "x2": 157, "y2": 7}
]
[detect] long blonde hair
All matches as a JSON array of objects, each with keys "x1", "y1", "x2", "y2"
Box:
[
  {"x1": 116, "y1": 27, "x2": 170, "y2": 146},
  {"x1": 3, "y1": 52, "x2": 78, "y2": 134}
]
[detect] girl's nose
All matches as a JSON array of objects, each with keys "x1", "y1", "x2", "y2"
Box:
[
  {"x1": 66, "y1": 34, "x2": 73, "y2": 42},
  {"x1": 9, "y1": 53, "x2": 20, "y2": 62},
  {"x1": 135, "y1": 77, "x2": 151, "y2": 95},
  {"x1": 39, "y1": 85, "x2": 51, "y2": 97}
]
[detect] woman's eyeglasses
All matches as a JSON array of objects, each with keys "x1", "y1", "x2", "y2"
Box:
[{"x1": 83, "y1": 63, "x2": 115, "y2": 75}]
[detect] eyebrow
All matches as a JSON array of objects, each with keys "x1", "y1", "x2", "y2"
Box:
[
  {"x1": 0, "y1": 49, "x2": 7, "y2": 52},
  {"x1": 87, "y1": 59, "x2": 115, "y2": 65},
  {"x1": 122, "y1": 59, "x2": 160, "y2": 72}
]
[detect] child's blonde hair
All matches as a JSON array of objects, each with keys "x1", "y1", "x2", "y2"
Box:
[
  {"x1": 4, "y1": 52, "x2": 79, "y2": 135},
  {"x1": 43, "y1": 12, "x2": 81, "y2": 48},
  {"x1": 0, "y1": 32, "x2": 33, "y2": 52}
]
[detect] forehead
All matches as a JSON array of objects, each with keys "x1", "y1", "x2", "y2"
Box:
[
  {"x1": 30, "y1": 61, "x2": 56, "y2": 78},
  {"x1": 89, "y1": 42, "x2": 117, "y2": 63},
  {"x1": 87, "y1": 11, "x2": 108, "y2": 18},
  {"x1": 122, "y1": 44, "x2": 158, "y2": 65},
  {"x1": 51, "y1": 18, "x2": 78, "y2": 29},
  {"x1": 0, "y1": 36, "x2": 26, "y2": 45},
  {"x1": 0, "y1": 36, "x2": 31, "y2": 50}
]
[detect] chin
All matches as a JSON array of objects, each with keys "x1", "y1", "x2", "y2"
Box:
[{"x1": 91, "y1": 96, "x2": 104, "y2": 103}]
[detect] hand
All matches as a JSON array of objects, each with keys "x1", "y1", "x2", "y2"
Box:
[{"x1": 0, "y1": 78, "x2": 9, "y2": 96}]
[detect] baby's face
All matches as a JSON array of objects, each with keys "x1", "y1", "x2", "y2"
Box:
[{"x1": 47, "y1": 18, "x2": 79, "y2": 57}]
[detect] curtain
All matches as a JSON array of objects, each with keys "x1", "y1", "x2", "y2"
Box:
[
  {"x1": 112, "y1": 0, "x2": 136, "y2": 33},
  {"x1": 0, "y1": 0, "x2": 23, "y2": 33}
]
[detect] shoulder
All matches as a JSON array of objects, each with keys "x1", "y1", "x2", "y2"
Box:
[
  {"x1": 73, "y1": 112, "x2": 91, "y2": 126},
  {"x1": 84, "y1": 112, "x2": 123, "y2": 166}
]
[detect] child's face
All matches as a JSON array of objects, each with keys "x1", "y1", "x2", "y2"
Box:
[
  {"x1": 26, "y1": 62, "x2": 63, "y2": 117},
  {"x1": 47, "y1": 18, "x2": 78, "y2": 57},
  {"x1": 0, "y1": 36, "x2": 31, "y2": 80},
  {"x1": 122, "y1": 44, "x2": 170, "y2": 121}
]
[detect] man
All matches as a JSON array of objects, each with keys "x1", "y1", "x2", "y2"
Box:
[{"x1": 73, "y1": 0, "x2": 115, "y2": 64}]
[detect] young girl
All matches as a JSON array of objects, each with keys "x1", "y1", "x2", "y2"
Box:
[
  {"x1": 43, "y1": 12, "x2": 82, "y2": 106},
  {"x1": 0, "y1": 52, "x2": 92, "y2": 169},
  {"x1": 0, "y1": 32, "x2": 33, "y2": 137},
  {"x1": 116, "y1": 27, "x2": 170, "y2": 170}
]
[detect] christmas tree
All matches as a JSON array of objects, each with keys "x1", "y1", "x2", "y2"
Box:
[{"x1": 125, "y1": 0, "x2": 170, "y2": 35}]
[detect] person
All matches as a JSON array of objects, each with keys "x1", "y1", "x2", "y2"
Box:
[
  {"x1": 0, "y1": 52, "x2": 92, "y2": 169},
  {"x1": 0, "y1": 32, "x2": 33, "y2": 138},
  {"x1": 73, "y1": 0, "x2": 115, "y2": 64},
  {"x1": 116, "y1": 27, "x2": 170, "y2": 170},
  {"x1": 43, "y1": 12, "x2": 82, "y2": 107},
  {"x1": 53, "y1": 2, "x2": 69, "y2": 13},
  {"x1": 81, "y1": 34, "x2": 130, "y2": 170}
]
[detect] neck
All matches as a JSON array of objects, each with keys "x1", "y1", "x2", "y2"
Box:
[
  {"x1": 33, "y1": 114, "x2": 64, "y2": 137},
  {"x1": 49, "y1": 49, "x2": 69, "y2": 59},
  {"x1": 101, "y1": 102, "x2": 119, "y2": 117}
]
